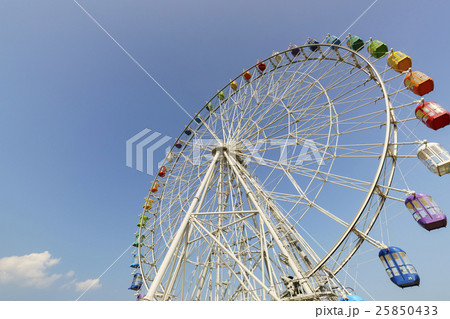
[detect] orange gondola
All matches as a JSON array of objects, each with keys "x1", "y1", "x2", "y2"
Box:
[
  {"x1": 151, "y1": 182, "x2": 159, "y2": 193},
  {"x1": 404, "y1": 71, "x2": 434, "y2": 96}
]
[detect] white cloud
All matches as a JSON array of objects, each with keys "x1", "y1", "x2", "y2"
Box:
[
  {"x1": 0, "y1": 252, "x2": 102, "y2": 294},
  {"x1": 74, "y1": 278, "x2": 101, "y2": 292},
  {"x1": 61, "y1": 278, "x2": 76, "y2": 290},
  {"x1": 0, "y1": 251, "x2": 62, "y2": 288}
]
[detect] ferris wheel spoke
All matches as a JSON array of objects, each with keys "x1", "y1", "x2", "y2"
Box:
[
  {"x1": 334, "y1": 109, "x2": 386, "y2": 129},
  {"x1": 243, "y1": 98, "x2": 330, "y2": 144},
  {"x1": 248, "y1": 155, "x2": 374, "y2": 197},
  {"x1": 228, "y1": 64, "x2": 292, "y2": 141},
  {"x1": 296, "y1": 50, "x2": 358, "y2": 89},
  {"x1": 200, "y1": 118, "x2": 227, "y2": 145},
  {"x1": 333, "y1": 123, "x2": 385, "y2": 138},
  {"x1": 294, "y1": 168, "x2": 371, "y2": 195},
  {"x1": 274, "y1": 163, "x2": 368, "y2": 235},
  {"x1": 296, "y1": 55, "x2": 372, "y2": 104},
  {"x1": 241, "y1": 84, "x2": 327, "y2": 143},
  {"x1": 243, "y1": 69, "x2": 349, "y2": 142},
  {"x1": 319, "y1": 68, "x2": 371, "y2": 102},
  {"x1": 250, "y1": 84, "x2": 321, "y2": 137},
  {"x1": 338, "y1": 106, "x2": 386, "y2": 128},
  {"x1": 325, "y1": 79, "x2": 382, "y2": 115},
  {"x1": 292, "y1": 194, "x2": 377, "y2": 253},
  {"x1": 231, "y1": 58, "x2": 339, "y2": 142}
]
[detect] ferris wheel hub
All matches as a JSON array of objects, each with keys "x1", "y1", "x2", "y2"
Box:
[
  {"x1": 211, "y1": 145, "x2": 228, "y2": 156},
  {"x1": 212, "y1": 144, "x2": 246, "y2": 165}
]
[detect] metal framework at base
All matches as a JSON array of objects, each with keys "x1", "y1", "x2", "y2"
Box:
[{"x1": 145, "y1": 146, "x2": 352, "y2": 301}]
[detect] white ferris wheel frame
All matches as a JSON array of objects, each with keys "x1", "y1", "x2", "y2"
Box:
[{"x1": 135, "y1": 42, "x2": 409, "y2": 301}]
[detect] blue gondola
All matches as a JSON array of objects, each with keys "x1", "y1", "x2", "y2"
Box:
[
  {"x1": 326, "y1": 35, "x2": 341, "y2": 47},
  {"x1": 307, "y1": 39, "x2": 319, "y2": 52},
  {"x1": 405, "y1": 193, "x2": 447, "y2": 231},
  {"x1": 129, "y1": 273, "x2": 143, "y2": 291},
  {"x1": 194, "y1": 116, "x2": 202, "y2": 124},
  {"x1": 379, "y1": 247, "x2": 420, "y2": 288},
  {"x1": 340, "y1": 295, "x2": 364, "y2": 301},
  {"x1": 184, "y1": 128, "x2": 192, "y2": 136},
  {"x1": 130, "y1": 254, "x2": 141, "y2": 268}
]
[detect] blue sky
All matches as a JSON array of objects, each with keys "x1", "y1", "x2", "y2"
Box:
[{"x1": 0, "y1": 0, "x2": 449, "y2": 301}]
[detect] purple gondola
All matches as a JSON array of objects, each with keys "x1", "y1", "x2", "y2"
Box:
[
  {"x1": 405, "y1": 193, "x2": 447, "y2": 231},
  {"x1": 289, "y1": 44, "x2": 300, "y2": 57},
  {"x1": 137, "y1": 294, "x2": 146, "y2": 301},
  {"x1": 174, "y1": 141, "x2": 183, "y2": 149}
]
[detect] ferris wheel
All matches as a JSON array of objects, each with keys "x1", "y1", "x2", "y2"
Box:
[{"x1": 128, "y1": 34, "x2": 450, "y2": 301}]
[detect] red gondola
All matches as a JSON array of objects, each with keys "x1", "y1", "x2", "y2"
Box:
[
  {"x1": 415, "y1": 101, "x2": 450, "y2": 131},
  {"x1": 258, "y1": 61, "x2": 266, "y2": 72},
  {"x1": 158, "y1": 166, "x2": 167, "y2": 177}
]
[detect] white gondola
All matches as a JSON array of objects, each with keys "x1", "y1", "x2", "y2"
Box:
[
  {"x1": 272, "y1": 51, "x2": 283, "y2": 64},
  {"x1": 417, "y1": 142, "x2": 450, "y2": 176}
]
